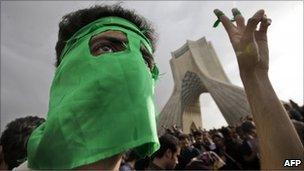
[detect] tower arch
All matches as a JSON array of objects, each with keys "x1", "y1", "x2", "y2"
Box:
[{"x1": 157, "y1": 37, "x2": 251, "y2": 134}]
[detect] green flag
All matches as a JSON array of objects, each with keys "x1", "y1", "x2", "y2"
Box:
[{"x1": 27, "y1": 17, "x2": 160, "y2": 169}]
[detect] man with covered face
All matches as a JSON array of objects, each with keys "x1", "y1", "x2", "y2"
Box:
[
  {"x1": 27, "y1": 4, "x2": 159, "y2": 170},
  {"x1": 25, "y1": 4, "x2": 303, "y2": 170}
]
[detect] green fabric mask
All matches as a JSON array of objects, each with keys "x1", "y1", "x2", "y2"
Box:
[{"x1": 27, "y1": 17, "x2": 160, "y2": 169}]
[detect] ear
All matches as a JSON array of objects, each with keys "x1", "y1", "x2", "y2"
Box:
[{"x1": 165, "y1": 149, "x2": 173, "y2": 159}]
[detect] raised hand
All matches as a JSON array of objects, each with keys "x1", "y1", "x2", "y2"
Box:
[
  {"x1": 213, "y1": 8, "x2": 304, "y2": 170},
  {"x1": 214, "y1": 8, "x2": 271, "y2": 75}
]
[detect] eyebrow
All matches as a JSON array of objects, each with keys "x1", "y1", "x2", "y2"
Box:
[{"x1": 91, "y1": 34, "x2": 128, "y2": 44}]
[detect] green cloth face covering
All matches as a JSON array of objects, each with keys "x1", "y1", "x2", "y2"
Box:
[{"x1": 27, "y1": 17, "x2": 160, "y2": 169}]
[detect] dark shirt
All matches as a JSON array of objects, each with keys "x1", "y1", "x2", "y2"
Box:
[
  {"x1": 193, "y1": 142, "x2": 209, "y2": 152},
  {"x1": 240, "y1": 140, "x2": 260, "y2": 170},
  {"x1": 135, "y1": 157, "x2": 150, "y2": 170},
  {"x1": 292, "y1": 119, "x2": 304, "y2": 145},
  {"x1": 224, "y1": 138, "x2": 243, "y2": 163},
  {"x1": 214, "y1": 147, "x2": 242, "y2": 170},
  {"x1": 175, "y1": 146, "x2": 200, "y2": 170},
  {"x1": 290, "y1": 109, "x2": 304, "y2": 121}
]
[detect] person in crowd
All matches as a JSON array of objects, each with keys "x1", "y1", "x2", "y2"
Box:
[
  {"x1": 212, "y1": 132, "x2": 243, "y2": 169},
  {"x1": 289, "y1": 100, "x2": 304, "y2": 119},
  {"x1": 175, "y1": 134, "x2": 200, "y2": 170},
  {"x1": 0, "y1": 116, "x2": 45, "y2": 170},
  {"x1": 26, "y1": 4, "x2": 160, "y2": 170},
  {"x1": 134, "y1": 157, "x2": 151, "y2": 170},
  {"x1": 284, "y1": 102, "x2": 304, "y2": 122},
  {"x1": 220, "y1": 127, "x2": 243, "y2": 163},
  {"x1": 235, "y1": 125, "x2": 245, "y2": 140},
  {"x1": 193, "y1": 130, "x2": 216, "y2": 152},
  {"x1": 239, "y1": 121, "x2": 260, "y2": 169},
  {"x1": 202, "y1": 131, "x2": 217, "y2": 151},
  {"x1": 192, "y1": 130, "x2": 208, "y2": 152},
  {"x1": 185, "y1": 151, "x2": 225, "y2": 170},
  {"x1": 283, "y1": 102, "x2": 304, "y2": 145},
  {"x1": 147, "y1": 134, "x2": 181, "y2": 170}
]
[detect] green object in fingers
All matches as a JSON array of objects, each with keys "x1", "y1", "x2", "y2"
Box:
[
  {"x1": 213, "y1": 18, "x2": 236, "y2": 28},
  {"x1": 213, "y1": 9, "x2": 237, "y2": 28},
  {"x1": 27, "y1": 17, "x2": 160, "y2": 169},
  {"x1": 213, "y1": 19, "x2": 221, "y2": 27}
]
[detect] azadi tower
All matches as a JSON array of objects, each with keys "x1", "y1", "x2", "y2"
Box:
[{"x1": 157, "y1": 37, "x2": 251, "y2": 134}]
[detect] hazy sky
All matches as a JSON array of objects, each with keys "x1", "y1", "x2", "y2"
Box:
[{"x1": 1, "y1": 1, "x2": 303, "y2": 131}]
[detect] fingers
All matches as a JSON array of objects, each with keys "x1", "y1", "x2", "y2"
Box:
[
  {"x1": 259, "y1": 15, "x2": 272, "y2": 33},
  {"x1": 214, "y1": 9, "x2": 236, "y2": 33},
  {"x1": 240, "y1": 9, "x2": 265, "y2": 46},
  {"x1": 232, "y1": 8, "x2": 245, "y2": 29},
  {"x1": 245, "y1": 9, "x2": 265, "y2": 35}
]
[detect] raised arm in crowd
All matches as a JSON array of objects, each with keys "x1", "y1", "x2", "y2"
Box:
[{"x1": 213, "y1": 8, "x2": 304, "y2": 170}]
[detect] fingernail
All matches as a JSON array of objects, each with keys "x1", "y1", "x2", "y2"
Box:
[{"x1": 232, "y1": 8, "x2": 241, "y2": 17}]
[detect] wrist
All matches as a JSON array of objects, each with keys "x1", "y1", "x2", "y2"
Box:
[{"x1": 240, "y1": 68, "x2": 269, "y2": 83}]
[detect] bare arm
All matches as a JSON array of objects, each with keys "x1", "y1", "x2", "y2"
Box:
[{"x1": 214, "y1": 8, "x2": 304, "y2": 169}]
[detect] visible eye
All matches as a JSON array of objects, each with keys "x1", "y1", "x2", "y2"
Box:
[
  {"x1": 90, "y1": 40, "x2": 126, "y2": 56},
  {"x1": 97, "y1": 45, "x2": 113, "y2": 53},
  {"x1": 89, "y1": 33, "x2": 127, "y2": 56}
]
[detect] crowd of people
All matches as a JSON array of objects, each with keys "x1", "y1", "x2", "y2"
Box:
[
  {"x1": 119, "y1": 100, "x2": 304, "y2": 170},
  {"x1": 1, "y1": 99, "x2": 302, "y2": 170}
]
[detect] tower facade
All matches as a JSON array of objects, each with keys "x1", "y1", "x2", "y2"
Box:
[{"x1": 157, "y1": 37, "x2": 251, "y2": 134}]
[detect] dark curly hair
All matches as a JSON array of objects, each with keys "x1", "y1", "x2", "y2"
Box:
[
  {"x1": 0, "y1": 116, "x2": 45, "y2": 169},
  {"x1": 55, "y1": 3, "x2": 157, "y2": 67},
  {"x1": 152, "y1": 134, "x2": 180, "y2": 159}
]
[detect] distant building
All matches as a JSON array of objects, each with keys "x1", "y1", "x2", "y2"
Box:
[{"x1": 157, "y1": 37, "x2": 251, "y2": 134}]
